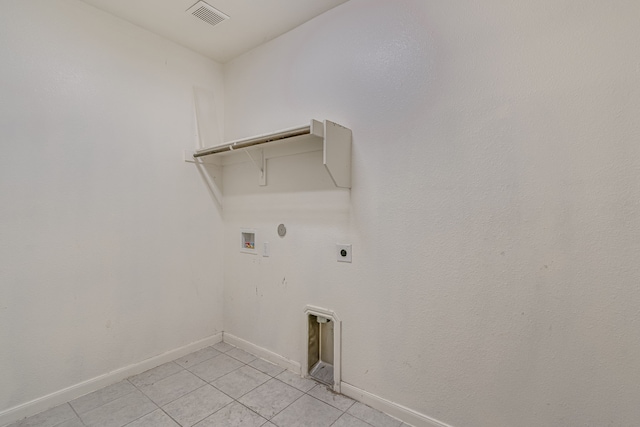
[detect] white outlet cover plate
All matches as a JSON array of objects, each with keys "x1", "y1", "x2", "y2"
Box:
[{"x1": 336, "y1": 244, "x2": 352, "y2": 263}]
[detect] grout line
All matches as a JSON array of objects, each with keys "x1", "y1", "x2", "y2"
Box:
[
  {"x1": 307, "y1": 384, "x2": 356, "y2": 413},
  {"x1": 183, "y1": 355, "x2": 231, "y2": 382},
  {"x1": 165, "y1": 378, "x2": 264, "y2": 427},
  {"x1": 265, "y1": 390, "x2": 306, "y2": 421},
  {"x1": 127, "y1": 362, "x2": 185, "y2": 390},
  {"x1": 48, "y1": 404, "x2": 86, "y2": 427},
  {"x1": 180, "y1": 397, "x2": 232, "y2": 426},
  {"x1": 75, "y1": 387, "x2": 141, "y2": 419},
  {"x1": 174, "y1": 346, "x2": 223, "y2": 370},
  {"x1": 67, "y1": 380, "x2": 138, "y2": 419},
  {"x1": 153, "y1": 382, "x2": 210, "y2": 408},
  {"x1": 209, "y1": 366, "x2": 271, "y2": 401},
  {"x1": 207, "y1": 361, "x2": 247, "y2": 383},
  {"x1": 327, "y1": 412, "x2": 376, "y2": 427},
  {"x1": 159, "y1": 407, "x2": 183, "y2": 427},
  {"x1": 117, "y1": 400, "x2": 158, "y2": 427},
  {"x1": 345, "y1": 402, "x2": 402, "y2": 427},
  {"x1": 66, "y1": 402, "x2": 83, "y2": 422},
  {"x1": 262, "y1": 377, "x2": 328, "y2": 422},
  {"x1": 226, "y1": 353, "x2": 259, "y2": 364},
  {"x1": 213, "y1": 342, "x2": 236, "y2": 353},
  {"x1": 248, "y1": 358, "x2": 286, "y2": 377},
  {"x1": 161, "y1": 380, "x2": 236, "y2": 426},
  {"x1": 231, "y1": 399, "x2": 270, "y2": 425}
]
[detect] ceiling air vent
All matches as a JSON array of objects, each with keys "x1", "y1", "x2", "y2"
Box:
[{"x1": 186, "y1": 1, "x2": 229, "y2": 28}]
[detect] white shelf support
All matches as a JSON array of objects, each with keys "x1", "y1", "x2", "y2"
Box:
[
  {"x1": 323, "y1": 120, "x2": 352, "y2": 189},
  {"x1": 244, "y1": 148, "x2": 266, "y2": 186}
]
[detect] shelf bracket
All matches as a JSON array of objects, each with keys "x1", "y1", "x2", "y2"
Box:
[
  {"x1": 189, "y1": 119, "x2": 351, "y2": 189},
  {"x1": 244, "y1": 148, "x2": 266, "y2": 186}
]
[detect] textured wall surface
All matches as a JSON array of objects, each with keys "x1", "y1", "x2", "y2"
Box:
[
  {"x1": 222, "y1": 1, "x2": 640, "y2": 426},
  {"x1": 0, "y1": 0, "x2": 225, "y2": 413},
  {"x1": 2, "y1": 0, "x2": 639, "y2": 425}
]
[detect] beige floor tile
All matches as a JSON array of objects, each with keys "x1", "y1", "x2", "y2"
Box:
[
  {"x1": 347, "y1": 402, "x2": 403, "y2": 427},
  {"x1": 79, "y1": 389, "x2": 156, "y2": 427},
  {"x1": 162, "y1": 384, "x2": 233, "y2": 427},
  {"x1": 226, "y1": 348, "x2": 257, "y2": 364},
  {"x1": 211, "y1": 341, "x2": 236, "y2": 353},
  {"x1": 275, "y1": 370, "x2": 317, "y2": 392},
  {"x1": 332, "y1": 413, "x2": 374, "y2": 427},
  {"x1": 307, "y1": 384, "x2": 355, "y2": 412},
  {"x1": 248, "y1": 358, "x2": 285, "y2": 377},
  {"x1": 212, "y1": 365, "x2": 270, "y2": 399},
  {"x1": 128, "y1": 362, "x2": 183, "y2": 388},
  {"x1": 138, "y1": 370, "x2": 206, "y2": 406},
  {"x1": 70, "y1": 380, "x2": 136, "y2": 414},
  {"x1": 271, "y1": 394, "x2": 342, "y2": 427},
  {"x1": 194, "y1": 401, "x2": 267, "y2": 427},
  {"x1": 237, "y1": 378, "x2": 303, "y2": 419},
  {"x1": 174, "y1": 347, "x2": 222, "y2": 369},
  {"x1": 188, "y1": 354, "x2": 244, "y2": 382},
  {"x1": 8, "y1": 404, "x2": 76, "y2": 427},
  {"x1": 125, "y1": 409, "x2": 179, "y2": 427}
]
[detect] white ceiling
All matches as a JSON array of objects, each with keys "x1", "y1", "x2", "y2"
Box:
[{"x1": 79, "y1": 0, "x2": 350, "y2": 63}]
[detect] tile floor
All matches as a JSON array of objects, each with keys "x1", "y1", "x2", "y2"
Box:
[{"x1": 8, "y1": 342, "x2": 412, "y2": 427}]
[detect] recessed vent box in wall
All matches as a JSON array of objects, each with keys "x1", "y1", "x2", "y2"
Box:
[
  {"x1": 308, "y1": 314, "x2": 334, "y2": 385},
  {"x1": 304, "y1": 306, "x2": 341, "y2": 392},
  {"x1": 189, "y1": 119, "x2": 352, "y2": 189}
]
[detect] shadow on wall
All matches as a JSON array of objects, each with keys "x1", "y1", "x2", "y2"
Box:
[{"x1": 220, "y1": 149, "x2": 351, "y2": 222}]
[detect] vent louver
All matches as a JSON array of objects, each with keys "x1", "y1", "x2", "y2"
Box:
[{"x1": 186, "y1": 1, "x2": 229, "y2": 28}]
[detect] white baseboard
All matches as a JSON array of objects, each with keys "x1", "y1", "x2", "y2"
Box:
[
  {"x1": 0, "y1": 333, "x2": 222, "y2": 427},
  {"x1": 341, "y1": 382, "x2": 454, "y2": 427},
  {"x1": 222, "y1": 332, "x2": 301, "y2": 374}
]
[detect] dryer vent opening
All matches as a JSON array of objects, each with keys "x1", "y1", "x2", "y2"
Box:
[
  {"x1": 308, "y1": 314, "x2": 334, "y2": 385},
  {"x1": 304, "y1": 306, "x2": 341, "y2": 392}
]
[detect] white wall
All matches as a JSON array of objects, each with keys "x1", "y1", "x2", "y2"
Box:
[
  {"x1": 222, "y1": 1, "x2": 640, "y2": 426},
  {"x1": 0, "y1": 0, "x2": 224, "y2": 416}
]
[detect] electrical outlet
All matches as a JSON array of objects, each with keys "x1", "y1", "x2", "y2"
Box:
[{"x1": 336, "y1": 244, "x2": 352, "y2": 263}]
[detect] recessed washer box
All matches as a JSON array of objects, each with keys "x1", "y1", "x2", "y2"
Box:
[{"x1": 241, "y1": 229, "x2": 256, "y2": 254}]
